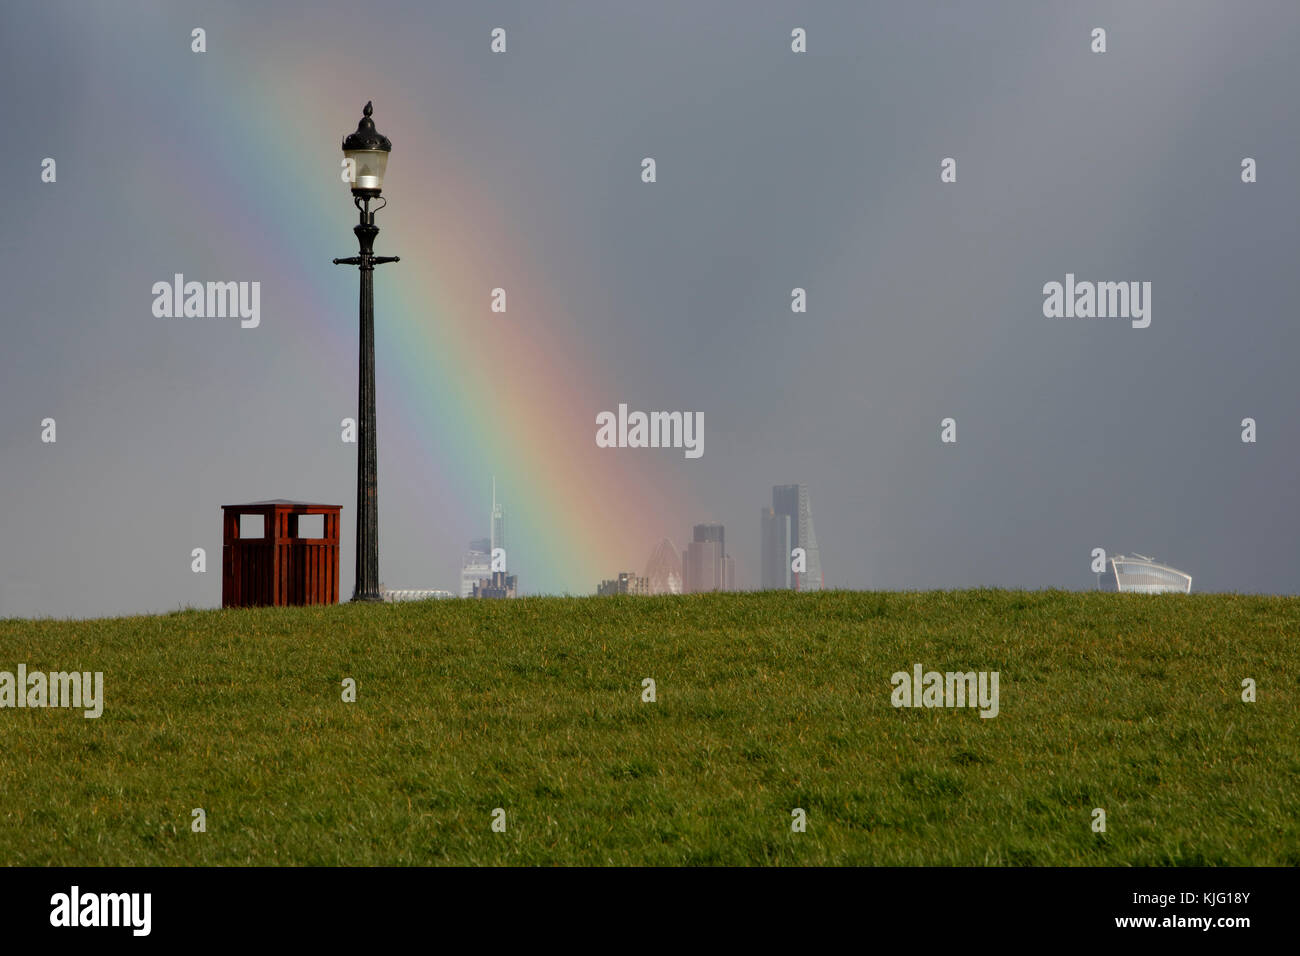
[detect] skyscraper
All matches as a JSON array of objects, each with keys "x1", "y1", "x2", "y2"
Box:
[
  {"x1": 695, "y1": 522, "x2": 724, "y2": 553},
  {"x1": 760, "y1": 506, "x2": 791, "y2": 590},
  {"x1": 768, "y1": 484, "x2": 823, "y2": 591},
  {"x1": 490, "y1": 476, "x2": 506, "y2": 559},
  {"x1": 683, "y1": 523, "x2": 736, "y2": 593},
  {"x1": 643, "y1": 538, "x2": 683, "y2": 595}
]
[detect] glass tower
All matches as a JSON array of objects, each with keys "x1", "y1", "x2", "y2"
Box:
[{"x1": 770, "y1": 484, "x2": 823, "y2": 591}]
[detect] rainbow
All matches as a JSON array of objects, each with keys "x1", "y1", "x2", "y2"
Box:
[{"x1": 144, "y1": 49, "x2": 699, "y2": 594}]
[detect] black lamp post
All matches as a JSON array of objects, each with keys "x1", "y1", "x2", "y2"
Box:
[{"x1": 334, "y1": 101, "x2": 399, "y2": 602}]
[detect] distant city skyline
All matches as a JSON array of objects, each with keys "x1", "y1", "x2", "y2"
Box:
[{"x1": 593, "y1": 485, "x2": 822, "y2": 597}]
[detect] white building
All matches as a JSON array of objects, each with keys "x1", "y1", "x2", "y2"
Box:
[
  {"x1": 1109, "y1": 554, "x2": 1192, "y2": 593},
  {"x1": 460, "y1": 546, "x2": 491, "y2": 599},
  {"x1": 383, "y1": 588, "x2": 454, "y2": 602}
]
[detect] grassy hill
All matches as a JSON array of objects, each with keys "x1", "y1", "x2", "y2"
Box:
[{"x1": 1, "y1": 590, "x2": 1296, "y2": 865}]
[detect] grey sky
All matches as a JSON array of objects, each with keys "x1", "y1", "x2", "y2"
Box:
[{"x1": 2, "y1": 1, "x2": 1297, "y2": 618}]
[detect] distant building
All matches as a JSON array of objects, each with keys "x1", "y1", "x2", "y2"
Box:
[
  {"x1": 460, "y1": 473, "x2": 518, "y2": 598},
  {"x1": 490, "y1": 476, "x2": 506, "y2": 559},
  {"x1": 384, "y1": 588, "x2": 454, "y2": 602},
  {"x1": 760, "y1": 506, "x2": 791, "y2": 590},
  {"x1": 683, "y1": 537, "x2": 722, "y2": 592},
  {"x1": 472, "y1": 571, "x2": 517, "y2": 599},
  {"x1": 460, "y1": 539, "x2": 491, "y2": 598},
  {"x1": 597, "y1": 571, "x2": 651, "y2": 596},
  {"x1": 769, "y1": 484, "x2": 823, "y2": 591},
  {"x1": 1107, "y1": 554, "x2": 1192, "y2": 594},
  {"x1": 643, "y1": 538, "x2": 683, "y2": 595},
  {"x1": 683, "y1": 523, "x2": 735, "y2": 593}
]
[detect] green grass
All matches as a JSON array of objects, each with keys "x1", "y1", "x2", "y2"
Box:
[{"x1": 1, "y1": 590, "x2": 1297, "y2": 865}]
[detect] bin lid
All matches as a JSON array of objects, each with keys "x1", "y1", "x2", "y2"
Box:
[{"x1": 221, "y1": 499, "x2": 342, "y2": 510}]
